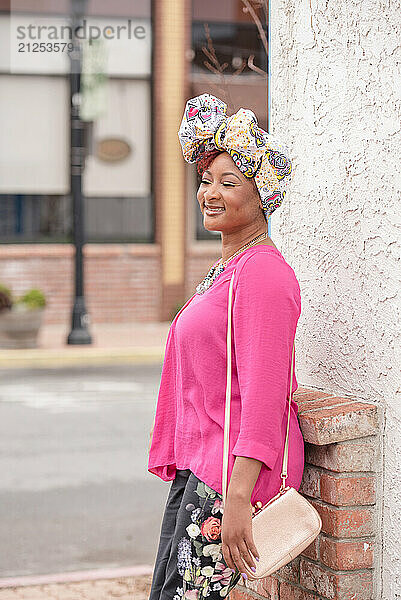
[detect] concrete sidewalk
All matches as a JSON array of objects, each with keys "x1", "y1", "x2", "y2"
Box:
[
  {"x1": 0, "y1": 566, "x2": 154, "y2": 599},
  {"x1": 0, "y1": 322, "x2": 172, "y2": 368}
]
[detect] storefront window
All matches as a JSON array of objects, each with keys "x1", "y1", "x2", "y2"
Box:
[
  {"x1": 0, "y1": 196, "x2": 152, "y2": 243},
  {"x1": 0, "y1": 0, "x2": 152, "y2": 243}
]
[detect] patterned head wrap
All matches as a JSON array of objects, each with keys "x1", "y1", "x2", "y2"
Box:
[{"x1": 178, "y1": 93, "x2": 293, "y2": 220}]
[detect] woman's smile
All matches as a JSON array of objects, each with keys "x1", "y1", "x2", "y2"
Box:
[{"x1": 204, "y1": 203, "x2": 226, "y2": 216}]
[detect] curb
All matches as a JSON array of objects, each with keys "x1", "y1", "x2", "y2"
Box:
[
  {"x1": 0, "y1": 347, "x2": 165, "y2": 369},
  {"x1": 0, "y1": 565, "x2": 154, "y2": 589}
]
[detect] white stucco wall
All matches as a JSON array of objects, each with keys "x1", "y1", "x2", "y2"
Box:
[{"x1": 269, "y1": 1, "x2": 401, "y2": 598}]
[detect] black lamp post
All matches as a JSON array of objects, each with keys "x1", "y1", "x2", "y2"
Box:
[{"x1": 67, "y1": 0, "x2": 92, "y2": 345}]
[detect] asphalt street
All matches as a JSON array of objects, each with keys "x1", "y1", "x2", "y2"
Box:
[{"x1": 0, "y1": 364, "x2": 170, "y2": 578}]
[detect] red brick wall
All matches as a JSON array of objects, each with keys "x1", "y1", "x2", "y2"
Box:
[
  {"x1": 0, "y1": 244, "x2": 228, "y2": 323},
  {"x1": 0, "y1": 244, "x2": 161, "y2": 324},
  {"x1": 229, "y1": 389, "x2": 380, "y2": 600}
]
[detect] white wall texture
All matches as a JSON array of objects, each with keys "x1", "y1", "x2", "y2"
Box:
[{"x1": 269, "y1": 1, "x2": 401, "y2": 598}]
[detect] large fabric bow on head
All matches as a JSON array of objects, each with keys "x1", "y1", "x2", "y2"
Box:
[{"x1": 178, "y1": 93, "x2": 293, "y2": 219}]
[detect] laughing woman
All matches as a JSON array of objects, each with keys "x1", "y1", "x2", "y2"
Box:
[{"x1": 147, "y1": 93, "x2": 304, "y2": 600}]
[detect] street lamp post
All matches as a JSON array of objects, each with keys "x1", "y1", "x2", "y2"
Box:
[{"x1": 67, "y1": 0, "x2": 92, "y2": 345}]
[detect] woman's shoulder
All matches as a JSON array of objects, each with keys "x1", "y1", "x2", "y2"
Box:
[{"x1": 234, "y1": 245, "x2": 300, "y2": 293}]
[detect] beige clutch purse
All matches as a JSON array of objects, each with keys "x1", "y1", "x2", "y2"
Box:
[{"x1": 222, "y1": 269, "x2": 322, "y2": 581}]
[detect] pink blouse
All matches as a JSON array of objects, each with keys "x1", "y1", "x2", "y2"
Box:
[{"x1": 147, "y1": 244, "x2": 304, "y2": 506}]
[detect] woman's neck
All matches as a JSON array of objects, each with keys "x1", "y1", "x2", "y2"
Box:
[{"x1": 220, "y1": 225, "x2": 272, "y2": 263}]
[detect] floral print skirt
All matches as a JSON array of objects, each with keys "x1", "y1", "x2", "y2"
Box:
[{"x1": 148, "y1": 469, "x2": 242, "y2": 600}]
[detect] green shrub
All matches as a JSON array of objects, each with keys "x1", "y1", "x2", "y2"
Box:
[
  {"x1": 0, "y1": 291, "x2": 12, "y2": 313},
  {"x1": 0, "y1": 284, "x2": 13, "y2": 302},
  {"x1": 17, "y1": 289, "x2": 46, "y2": 310}
]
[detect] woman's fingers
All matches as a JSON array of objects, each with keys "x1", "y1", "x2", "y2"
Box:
[
  {"x1": 220, "y1": 500, "x2": 259, "y2": 577},
  {"x1": 230, "y1": 544, "x2": 252, "y2": 577},
  {"x1": 245, "y1": 536, "x2": 260, "y2": 565},
  {"x1": 239, "y1": 540, "x2": 256, "y2": 571},
  {"x1": 223, "y1": 538, "x2": 259, "y2": 578},
  {"x1": 221, "y1": 542, "x2": 237, "y2": 573}
]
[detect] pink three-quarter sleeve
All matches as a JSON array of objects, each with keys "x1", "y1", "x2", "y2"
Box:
[{"x1": 231, "y1": 252, "x2": 301, "y2": 471}]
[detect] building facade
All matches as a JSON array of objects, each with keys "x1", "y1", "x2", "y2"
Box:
[{"x1": 0, "y1": 0, "x2": 269, "y2": 323}]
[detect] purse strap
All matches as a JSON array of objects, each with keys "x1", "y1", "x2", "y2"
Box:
[{"x1": 222, "y1": 269, "x2": 296, "y2": 508}]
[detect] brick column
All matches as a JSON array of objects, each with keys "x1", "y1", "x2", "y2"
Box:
[
  {"x1": 230, "y1": 388, "x2": 380, "y2": 600},
  {"x1": 152, "y1": 0, "x2": 191, "y2": 320}
]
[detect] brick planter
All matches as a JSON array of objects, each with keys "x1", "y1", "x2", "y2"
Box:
[{"x1": 230, "y1": 388, "x2": 380, "y2": 600}]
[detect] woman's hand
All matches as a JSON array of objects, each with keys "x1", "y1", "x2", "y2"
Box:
[{"x1": 220, "y1": 492, "x2": 259, "y2": 577}]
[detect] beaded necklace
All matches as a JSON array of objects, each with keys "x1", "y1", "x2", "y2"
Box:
[{"x1": 196, "y1": 228, "x2": 268, "y2": 295}]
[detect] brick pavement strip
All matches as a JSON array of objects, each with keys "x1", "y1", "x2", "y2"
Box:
[{"x1": 0, "y1": 575, "x2": 153, "y2": 600}]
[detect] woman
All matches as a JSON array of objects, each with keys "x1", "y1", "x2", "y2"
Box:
[{"x1": 147, "y1": 93, "x2": 304, "y2": 600}]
